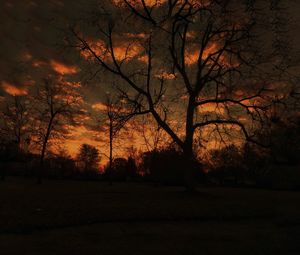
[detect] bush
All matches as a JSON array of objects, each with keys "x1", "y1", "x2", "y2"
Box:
[
  {"x1": 142, "y1": 148, "x2": 204, "y2": 185},
  {"x1": 104, "y1": 157, "x2": 139, "y2": 181}
]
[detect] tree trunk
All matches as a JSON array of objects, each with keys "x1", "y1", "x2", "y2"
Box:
[
  {"x1": 108, "y1": 121, "x2": 113, "y2": 186},
  {"x1": 183, "y1": 96, "x2": 197, "y2": 192},
  {"x1": 38, "y1": 144, "x2": 46, "y2": 184},
  {"x1": 183, "y1": 145, "x2": 197, "y2": 192},
  {"x1": 38, "y1": 117, "x2": 53, "y2": 184}
]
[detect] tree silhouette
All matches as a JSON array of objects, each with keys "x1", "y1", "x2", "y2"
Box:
[
  {"x1": 33, "y1": 77, "x2": 83, "y2": 183},
  {"x1": 142, "y1": 146, "x2": 203, "y2": 185},
  {"x1": 99, "y1": 94, "x2": 136, "y2": 184},
  {"x1": 267, "y1": 118, "x2": 300, "y2": 166},
  {"x1": 0, "y1": 95, "x2": 32, "y2": 152},
  {"x1": 209, "y1": 144, "x2": 244, "y2": 185},
  {"x1": 126, "y1": 156, "x2": 138, "y2": 180},
  {"x1": 77, "y1": 144, "x2": 100, "y2": 173},
  {"x1": 0, "y1": 95, "x2": 32, "y2": 180},
  {"x1": 69, "y1": 0, "x2": 297, "y2": 189}
]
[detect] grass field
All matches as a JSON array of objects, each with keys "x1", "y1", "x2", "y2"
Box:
[{"x1": 1, "y1": 178, "x2": 300, "y2": 255}]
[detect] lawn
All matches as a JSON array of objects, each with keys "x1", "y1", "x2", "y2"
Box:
[{"x1": 0, "y1": 178, "x2": 300, "y2": 255}]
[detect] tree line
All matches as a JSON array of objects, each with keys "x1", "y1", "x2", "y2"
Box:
[{"x1": 1, "y1": 115, "x2": 300, "y2": 190}]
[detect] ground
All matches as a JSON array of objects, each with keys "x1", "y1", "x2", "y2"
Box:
[{"x1": 0, "y1": 178, "x2": 300, "y2": 255}]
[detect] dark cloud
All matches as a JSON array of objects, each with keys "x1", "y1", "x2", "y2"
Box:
[
  {"x1": 1, "y1": 0, "x2": 299, "y2": 93},
  {"x1": 0, "y1": 0, "x2": 95, "y2": 92}
]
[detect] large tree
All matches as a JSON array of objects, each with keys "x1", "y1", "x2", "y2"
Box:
[{"x1": 69, "y1": 0, "x2": 298, "y2": 189}]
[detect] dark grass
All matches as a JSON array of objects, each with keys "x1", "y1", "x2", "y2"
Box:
[{"x1": 1, "y1": 177, "x2": 300, "y2": 255}]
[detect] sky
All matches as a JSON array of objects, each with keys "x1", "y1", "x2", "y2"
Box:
[
  {"x1": 1, "y1": 0, "x2": 300, "y2": 161},
  {"x1": 0, "y1": 0, "x2": 128, "y2": 160}
]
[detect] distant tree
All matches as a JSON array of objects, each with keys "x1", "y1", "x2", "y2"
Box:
[
  {"x1": 209, "y1": 144, "x2": 244, "y2": 185},
  {"x1": 104, "y1": 157, "x2": 128, "y2": 181},
  {"x1": 142, "y1": 147, "x2": 203, "y2": 185},
  {"x1": 126, "y1": 156, "x2": 138, "y2": 179},
  {"x1": 269, "y1": 119, "x2": 300, "y2": 166},
  {"x1": 0, "y1": 95, "x2": 32, "y2": 152},
  {"x1": 0, "y1": 96, "x2": 32, "y2": 180},
  {"x1": 101, "y1": 94, "x2": 138, "y2": 184},
  {"x1": 33, "y1": 77, "x2": 83, "y2": 183},
  {"x1": 48, "y1": 148, "x2": 76, "y2": 179},
  {"x1": 249, "y1": 117, "x2": 300, "y2": 189},
  {"x1": 242, "y1": 142, "x2": 269, "y2": 185},
  {"x1": 106, "y1": 156, "x2": 139, "y2": 181},
  {"x1": 125, "y1": 145, "x2": 140, "y2": 162},
  {"x1": 77, "y1": 144, "x2": 100, "y2": 172}
]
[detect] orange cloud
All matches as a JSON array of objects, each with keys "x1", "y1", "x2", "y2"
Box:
[
  {"x1": 113, "y1": 43, "x2": 143, "y2": 61},
  {"x1": 198, "y1": 102, "x2": 225, "y2": 114},
  {"x1": 180, "y1": 94, "x2": 188, "y2": 100},
  {"x1": 1, "y1": 81, "x2": 28, "y2": 96},
  {"x1": 92, "y1": 102, "x2": 130, "y2": 114},
  {"x1": 32, "y1": 60, "x2": 47, "y2": 68},
  {"x1": 81, "y1": 38, "x2": 145, "y2": 63},
  {"x1": 24, "y1": 78, "x2": 36, "y2": 87},
  {"x1": 21, "y1": 52, "x2": 33, "y2": 62},
  {"x1": 112, "y1": 0, "x2": 209, "y2": 8},
  {"x1": 92, "y1": 102, "x2": 107, "y2": 111},
  {"x1": 81, "y1": 40, "x2": 107, "y2": 59},
  {"x1": 155, "y1": 71, "x2": 176, "y2": 80},
  {"x1": 185, "y1": 48, "x2": 199, "y2": 66},
  {"x1": 63, "y1": 125, "x2": 103, "y2": 159},
  {"x1": 185, "y1": 43, "x2": 219, "y2": 66},
  {"x1": 138, "y1": 55, "x2": 148, "y2": 63},
  {"x1": 112, "y1": 0, "x2": 210, "y2": 9},
  {"x1": 112, "y1": 0, "x2": 167, "y2": 7},
  {"x1": 185, "y1": 42, "x2": 239, "y2": 68},
  {"x1": 50, "y1": 60, "x2": 80, "y2": 75}
]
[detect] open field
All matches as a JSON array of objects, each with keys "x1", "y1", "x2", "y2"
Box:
[{"x1": 1, "y1": 178, "x2": 300, "y2": 255}]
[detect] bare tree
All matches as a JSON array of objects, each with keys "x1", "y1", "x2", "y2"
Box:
[
  {"x1": 0, "y1": 95, "x2": 32, "y2": 152},
  {"x1": 33, "y1": 77, "x2": 83, "y2": 183},
  {"x1": 69, "y1": 0, "x2": 298, "y2": 189},
  {"x1": 0, "y1": 95, "x2": 32, "y2": 181},
  {"x1": 102, "y1": 94, "x2": 136, "y2": 184}
]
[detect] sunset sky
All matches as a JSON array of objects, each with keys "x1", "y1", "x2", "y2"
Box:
[{"x1": 1, "y1": 0, "x2": 300, "y2": 162}]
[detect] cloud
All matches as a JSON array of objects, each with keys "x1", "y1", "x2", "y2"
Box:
[
  {"x1": 1, "y1": 81, "x2": 28, "y2": 96},
  {"x1": 92, "y1": 102, "x2": 107, "y2": 111},
  {"x1": 185, "y1": 43, "x2": 219, "y2": 66},
  {"x1": 81, "y1": 38, "x2": 146, "y2": 63},
  {"x1": 92, "y1": 101, "x2": 130, "y2": 114},
  {"x1": 185, "y1": 42, "x2": 239, "y2": 67},
  {"x1": 20, "y1": 51, "x2": 33, "y2": 62},
  {"x1": 50, "y1": 60, "x2": 80, "y2": 75},
  {"x1": 32, "y1": 60, "x2": 47, "y2": 68},
  {"x1": 112, "y1": 0, "x2": 167, "y2": 7},
  {"x1": 197, "y1": 102, "x2": 225, "y2": 114},
  {"x1": 155, "y1": 71, "x2": 176, "y2": 80},
  {"x1": 112, "y1": 0, "x2": 209, "y2": 9}
]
